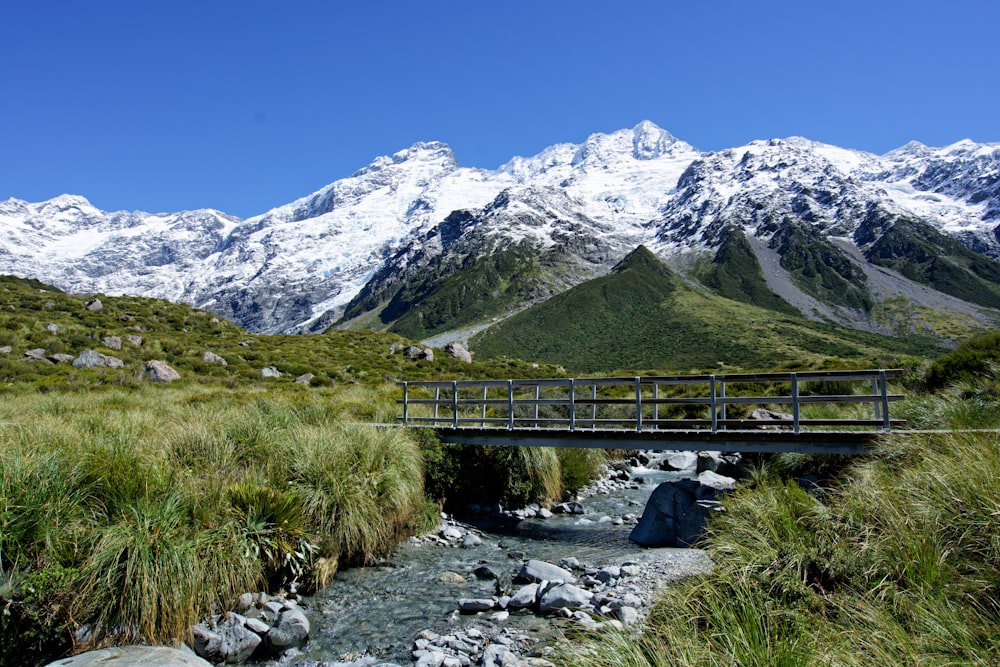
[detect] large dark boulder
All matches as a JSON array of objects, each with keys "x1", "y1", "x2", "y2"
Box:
[{"x1": 629, "y1": 479, "x2": 724, "y2": 547}]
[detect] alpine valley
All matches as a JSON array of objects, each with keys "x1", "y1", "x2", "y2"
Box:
[{"x1": 3, "y1": 121, "x2": 999, "y2": 369}]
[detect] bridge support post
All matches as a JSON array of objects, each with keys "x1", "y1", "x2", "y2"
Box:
[
  {"x1": 710, "y1": 375, "x2": 717, "y2": 433},
  {"x1": 401, "y1": 382, "x2": 408, "y2": 424},
  {"x1": 452, "y1": 381, "x2": 458, "y2": 428},
  {"x1": 507, "y1": 380, "x2": 514, "y2": 430},
  {"x1": 569, "y1": 379, "x2": 576, "y2": 432},
  {"x1": 791, "y1": 373, "x2": 800, "y2": 434},
  {"x1": 879, "y1": 370, "x2": 890, "y2": 431},
  {"x1": 635, "y1": 376, "x2": 642, "y2": 432}
]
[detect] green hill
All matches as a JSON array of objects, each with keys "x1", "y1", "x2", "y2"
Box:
[{"x1": 470, "y1": 246, "x2": 943, "y2": 373}]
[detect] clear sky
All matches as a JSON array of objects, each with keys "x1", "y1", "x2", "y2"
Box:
[{"x1": 2, "y1": 1, "x2": 997, "y2": 218}]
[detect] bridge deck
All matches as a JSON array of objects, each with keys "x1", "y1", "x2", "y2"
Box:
[{"x1": 399, "y1": 369, "x2": 904, "y2": 454}]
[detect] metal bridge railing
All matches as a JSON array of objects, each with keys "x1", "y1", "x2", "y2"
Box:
[{"x1": 398, "y1": 369, "x2": 905, "y2": 435}]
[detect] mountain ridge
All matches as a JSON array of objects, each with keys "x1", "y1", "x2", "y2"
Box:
[{"x1": 1, "y1": 122, "x2": 998, "y2": 344}]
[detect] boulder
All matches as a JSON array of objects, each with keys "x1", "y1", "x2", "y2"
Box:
[
  {"x1": 203, "y1": 350, "x2": 228, "y2": 366},
  {"x1": 43, "y1": 646, "x2": 211, "y2": 666},
  {"x1": 138, "y1": 360, "x2": 181, "y2": 383},
  {"x1": 457, "y1": 598, "x2": 495, "y2": 613},
  {"x1": 294, "y1": 373, "x2": 314, "y2": 385},
  {"x1": 266, "y1": 605, "x2": 310, "y2": 650},
  {"x1": 0, "y1": 345, "x2": 10, "y2": 354},
  {"x1": 73, "y1": 349, "x2": 124, "y2": 369},
  {"x1": 538, "y1": 583, "x2": 593, "y2": 613},
  {"x1": 389, "y1": 342, "x2": 406, "y2": 354},
  {"x1": 404, "y1": 346, "x2": 434, "y2": 361},
  {"x1": 662, "y1": 451, "x2": 698, "y2": 472},
  {"x1": 191, "y1": 613, "x2": 261, "y2": 664},
  {"x1": 127, "y1": 335, "x2": 143, "y2": 346},
  {"x1": 46, "y1": 323, "x2": 59, "y2": 333},
  {"x1": 698, "y1": 470, "x2": 737, "y2": 491},
  {"x1": 48, "y1": 353, "x2": 75, "y2": 364},
  {"x1": 25, "y1": 348, "x2": 53, "y2": 363},
  {"x1": 261, "y1": 366, "x2": 282, "y2": 378},
  {"x1": 443, "y1": 342, "x2": 472, "y2": 363},
  {"x1": 506, "y1": 583, "x2": 540, "y2": 610},
  {"x1": 85, "y1": 298, "x2": 103, "y2": 311},
  {"x1": 516, "y1": 559, "x2": 575, "y2": 584},
  {"x1": 630, "y1": 479, "x2": 721, "y2": 547},
  {"x1": 101, "y1": 336, "x2": 122, "y2": 351}
]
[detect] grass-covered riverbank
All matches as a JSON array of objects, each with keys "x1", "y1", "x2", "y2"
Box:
[{"x1": 563, "y1": 341, "x2": 1000, "y2": 666}]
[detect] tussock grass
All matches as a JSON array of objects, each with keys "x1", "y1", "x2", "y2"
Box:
[{"x1": 560, "y1": 367, "x2": 1000, "y2": 667}]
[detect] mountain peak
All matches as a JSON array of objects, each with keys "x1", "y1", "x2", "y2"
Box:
[{"x1": 630, "y1": 120, "x2": 681, "y2": 160}]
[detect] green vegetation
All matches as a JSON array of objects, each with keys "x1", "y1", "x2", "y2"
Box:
[
  {"x1": 862, "y1": 215, "x2": 1000, "y2": 309},
  {"x1": 696, "y1": 226, "x2": 798, "y2": 315},
  {"x1": 471, "y1": 246, "x2": 942, "y2": 373},
  {"x1": 560, "y1": 348, "x2": 1000, "y2": 667}
]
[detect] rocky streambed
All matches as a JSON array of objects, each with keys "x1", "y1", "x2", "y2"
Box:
[{"x1": 272, "y1": 453, "x2": 715, "y2": 667}]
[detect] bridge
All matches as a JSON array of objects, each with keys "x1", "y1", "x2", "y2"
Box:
[{"x1": 398, "y1": 369, "x2": 905, "y2": 455}]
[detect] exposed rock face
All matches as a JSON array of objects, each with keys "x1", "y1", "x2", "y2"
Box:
[{"x1": 138, "y1": 360, "x2": 181, "y2": 383}]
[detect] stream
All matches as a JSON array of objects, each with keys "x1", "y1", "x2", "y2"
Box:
[{"x1": 274, "y1": 454, "x2": 714, "y2": 666}]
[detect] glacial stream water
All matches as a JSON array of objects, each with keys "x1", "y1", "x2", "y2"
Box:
[{"x1": 279, "y1": 463, "x2": 699, "y2": 665}]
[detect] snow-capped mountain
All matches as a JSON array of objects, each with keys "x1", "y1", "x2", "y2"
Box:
[{"x1": 0, "y1": 122, "x2": 997, "y2": 337}]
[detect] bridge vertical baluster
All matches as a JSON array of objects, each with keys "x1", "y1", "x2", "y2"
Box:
[
  {"x1": 791, "y1": 373, "x2": 800, "y2": 434},
  {"x1": 569, "y1": 379, "x2": 576, "y2": 432},
  {"x1": 507, "y1": 380, "x2": 514, "y2": 430},
  {"x1": 591, "y1": 384, "x2": 597, "y2": 430},
  {"x1": 533, "y1": 385, "x2": 540, "y2": 427},
  {"x1": 720, "y1": 381, "x2": 727, "y2": 429},
  {"x1": 481, "y1": 385, "x2": 487, "y2": 428},
  {"x1": 653, "y1": 382, "x2": 659, "y2": 426},
  {"x1": 879, "y1": 370, "x2": 890, "y2": 431},
  {"x1": 434, "y1": 387, "x2": 440, "y2": 427},
  {"x1": 871, "y1": 378, "x2": 881, "y2": 422},
  {"x1": 635, "y1": 377, "x2": 642, "y2": 433},
  {"x1": 401, "y1": 382, "x2": 409, "y2": 424},
  {"x1": 452, "y1": 381, "x2": 459, "y2": 429},
  {"x1": 710, "y1": 375, "x2": 717, "y2": 433}
]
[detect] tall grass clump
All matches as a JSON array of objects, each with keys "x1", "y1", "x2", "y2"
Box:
[{"x1": 560, "y1": 359, "x2": 1000, "y2": 667}]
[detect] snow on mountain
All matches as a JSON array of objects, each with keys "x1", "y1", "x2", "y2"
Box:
[{"x1": 1, "y1": 121, "x2": 997, "y2": 334}]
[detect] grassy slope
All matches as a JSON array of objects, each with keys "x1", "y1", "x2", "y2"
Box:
[{"x1": 471, "y1": 246, "x2": 942, "y2": 373}]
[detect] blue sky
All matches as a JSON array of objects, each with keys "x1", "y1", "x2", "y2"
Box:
[{"x1": 2, "y1": 1, "x2": 997, "y2": 218}]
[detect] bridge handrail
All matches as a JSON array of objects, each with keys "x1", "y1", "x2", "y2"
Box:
[{"x1": 397, "y1": 369, "x2": 904, "y2": 435}]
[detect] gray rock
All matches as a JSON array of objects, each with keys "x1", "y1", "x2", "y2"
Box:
[
  {"x1": 538, "y1": 583, "x2": 593, "y2": 613},
  {"x1": 295, "y1": 373, "x2": 314, "y2": 384},
  {"x1": 506, "y1": 583, "x2": 539, "y2": 610},
  {"x1": 630, "y1": 479, "x2": 716, "y2": 547},
  {"x1": 44, "y1": 646, "x2": 212, "y2": 666},
  {"x1": 191, "y1": 613, "x2": 261, "y2": 663},
  {"x1": 203, "y1": 350, "x2": 228, "y2": 366},
  {"x1": 438, "y1": 571, "x2": 466, "y2": 584},
  {"x1": 46, "y1": 323, "x2": 59, "y2": 333},
  {"x1": 457, "y1": 598, "x2": 495, "y2": 613},
  {"x1": 25, "y1": 348, "x2": 52, "y2": 363},
  {"x1": 236, "y1": 592, "x2": 254, "y2": 613},
  {"x1": 389, "y1": 342, "x2": 406, "y2": 354},
  {"x1": 73, "y1": 349, "x2": 124, "y2": 369},
  {"x1": 414, "y1": 650, "x2": 447, "y2": 667},
  {"x1": 245, "y1": 616, "x2": 270, "y2": 634},
  {"x1": 516, "y1": 559, "x2": 575, "y2": 584},
  {"x1": 0, "y1": 345, "x2": 10, "y2": 354},
  {"x1": 440, "y1": 526, "x2": 462, "y2": 540},
  {"x1": 404, "y1": 345, "x2": 434, "y2": 361},
  {"x1": 102, "y1": 335, "x2": 122, "y2": 350},
  {"x1": 443, "y1": 342, "x2": 472, "y2": 363},
  {"x1": 663, "y1": 451, "x2": 698, "y2": 471},
  {"x1": 261, "y1": 366, "x2": 282, "y2": 378},
  {"x1": 617, "y1": 605, "x2": 640, "y2": 626},
  {"x1": 461, "y1": 533, "x2": 483, "y2": 548},
  {"x1": 596, "y1": 566, "x2": 621, "y2": 583},
  {"x1": 267, "y1": 605, "x2": 310, "y2": 650},
  {"x1": 698, "y1": 470, "x2": 737, "y2": 490},
  {"x1": 85, "y1": 298, "x2": 103, "y2": 311},
  {"x1": 127, "y1": 334, "x2": 143, "y2": 346},
  {"x1": 48, "y1": 353, "x2": 75, "y2": 364},
  {"x1": 138, "y1": 360, "x2": 180, "y2": 382}
]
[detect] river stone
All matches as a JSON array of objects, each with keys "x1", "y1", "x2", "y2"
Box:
[
  {"x1": 630, "y1": 479, "x2": 712, "y2": 547},
  {"x1": 192, "y1": 613, "x2": 261, "y2": 663},
  {"x1": 438, "y1": 571, "x2": 466, "y2": 584},
  {"x1": 414, "y1": 650, "x2": 447, "y2": 667},
  {"x1": 617, "y1": 605, "x2": 641, "y2": 626},
  {"x1": 481, "y1": 644, "x2": 514, "y2": 667},
  {"x1": 506, "y1": 583, "x2": 539, "y2": 610},
  {"x1": 698, "y1": 470, "x2": 737, "y2": 490},
  {"x1": 662, "y1": 451, "x2": 698, "y2": 471},
  {"x1": 267, "y1": 606, "x2": 310, "y2": 650},
  {"x1": 538, "y1": 583, "x2": 593, "y2": 613},
  {"x1": 44, "y1": 646, "x2": 212, "y2": 666},
  {"x1": 138, "y1": 360, "x2": 180, "y2": 382},
  {"x1": 461, "y1": 533, "x2": 483, "y2": 548},
  {"x1": 516, "y1": 559, "x2": 575, "y2": 584},
  {"x1": 458, "y1": 598, "x2": 495, "y2": 613}
]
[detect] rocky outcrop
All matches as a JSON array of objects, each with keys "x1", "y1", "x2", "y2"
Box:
[
  {"x1": 73, "y1": 349, "x2": 124, "y2": 369},
  {"x1": 444, "y1": 342, "x2": 472, "y2": 363},
  {"x1": 629, "y1": 478, "x2": 729, "y2": 547}
]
